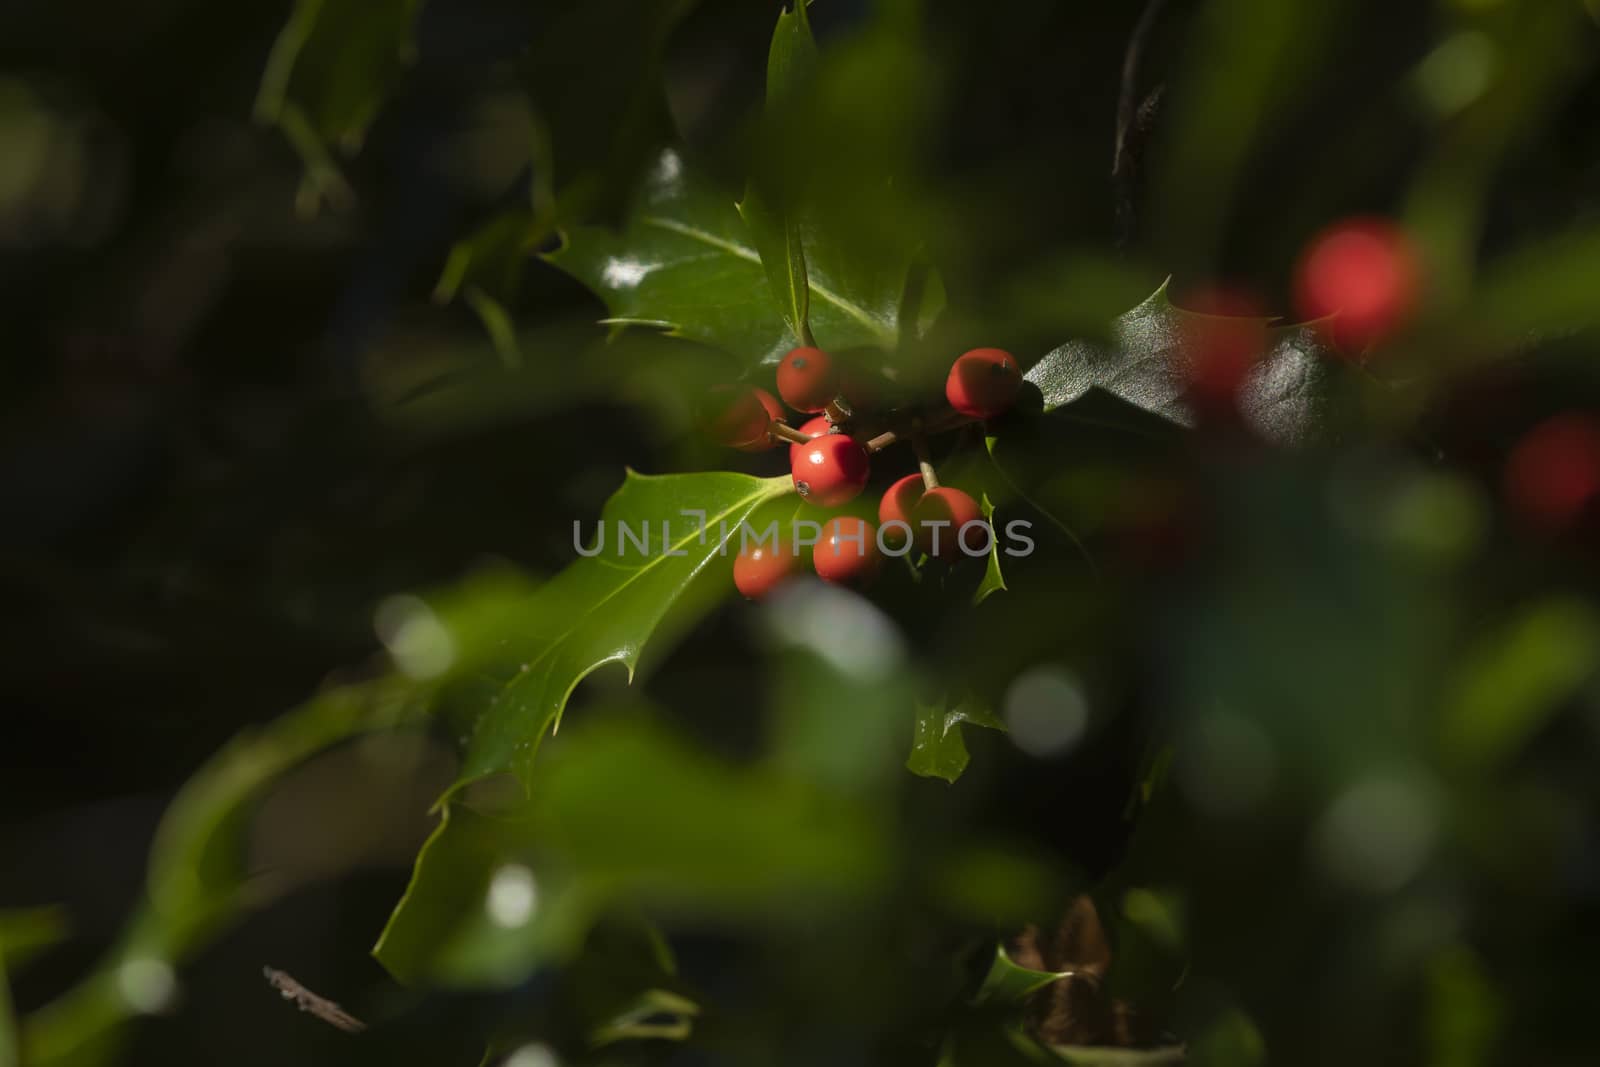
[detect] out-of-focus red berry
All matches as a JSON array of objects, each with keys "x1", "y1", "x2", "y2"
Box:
[
  {"x1": 1293, "y1": 217, "x2": 1420, "y2": 353},
  {"x1": 878, "y1": 474, "x2": 926, "y2": 551},
  {"x1": 735, "y1": 388, "x2": 787, "y2": 452},
  {"x1": 910, "y1": 486, "x2": 985, "y2": 559},
  {"x1": 1175, "y1": 284, "x2": 1269, "y2": 410},
  {"x1": 734, "y1": 538, "x2": 803, "y2": 599},
  {"x1": 946, "y1": 348, "x2": 1022, "y2": 418},
  {"x1": 705, "y1": 384, "x2": 773, "y2": 449},
  {"x1": 1505, "y1": 414, "x2": 1600, "y2": 529},
  {"x1": 777, "y1": 346, "x2": 839, "y2": 412},
  {"x1": 813, "y1": 517, "x2": 882, "y2": 586},
  {"x1": 791, "y1": 431, "x2": 870, "y2": 507}
]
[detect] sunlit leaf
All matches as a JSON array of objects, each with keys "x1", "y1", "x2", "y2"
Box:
[
  {"x1": 441, "y1": 471, "x2": 794, "y2": 793},
  {"x1": 1025, "y1": 284, "x2": 1336, "y2": 445},
  {"x1": 547, "y1": 150, "x2": 899, "y2": 365}
]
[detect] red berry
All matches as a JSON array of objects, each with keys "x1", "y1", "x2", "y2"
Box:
[
  {"x1": 791, "y1": 431, "x2": 870, "y2": 507},
  {"x1": 705, "y1": 384, "x2": 773, "y2": 449},
  {"x1": 1175, "y1": 284, "x2": 1269, "y2": 410},
  {"x1": 946, "y1": 348, "x2": 1022, "y2": 419},
  {"x1": 735, "y1": 388, "x2": 787, "y2": 452},
  {"x1": 911, "y1": 486, "x2": 984, "y2": 559},
  {"x1": 789, "y1": 415, "x2": 835, "y2": 466},
  {"x1": 1293, "y1": 218, "x2": 1420, "y2": 353},
  {"x1": 733, "y1": 538, "x2": 803, "y2": 599},
  {"x1": 878, "y1": 473, "x2": 926, "y2": 551},
  {"x1": 777, "y1": 346, "x2": 839, "y2": 413},
  {"x1": 1505, "y1": 414, "x2": 1600, "y2": 529},
  {"x1": 813, "y1": 517, "x2": 882, "y2": 586}
]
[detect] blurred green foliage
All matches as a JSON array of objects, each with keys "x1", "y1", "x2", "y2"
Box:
[{"x1": 3, "y1": 1, "x2": 1600, "y2": 1067}]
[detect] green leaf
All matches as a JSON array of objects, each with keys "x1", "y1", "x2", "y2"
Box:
[
  {"x1": 1050, "y1": 1046, "x2": 1188, "y2": 1066},
  {"x1": 907, "y1": 697, "x2": 1005, "y2": 784},
  {"x1": 0, "y1": 907, "x2": 69, "y2": 974},
  {"x1": 975, "y1": 493, "x2": 1009, "y2": 605},
  {"x1": 547, "y1": 149, "x2": 899, "y2": 365},
  {"x1": 974, "y1": 943, "x2": 1073, "y2": 1004},
  {"x1": 446, "y1": 471, "x2": 794, "y2": 793},
  {"x1": 737, "y1": 185, "x2": 813, "y2": 347},
  {"x1": 2, "y1": 951, "x2": 15, "y2": 1067},
  {"x1": 255, "y1": 0, "x2": 422, "y2": 203},
  {"x1": 1442, "y1": 598, "x2": 1600, "y2": 772},
  {"x1": 375, "y1": 714, "x2": 889, "y2": 987},
  {"x1": 1025, "y1": 284, "x2": 1335, "y2": 445},
  {"x1": 738, "y1": 2, "x2": 819, "y2": 344}
]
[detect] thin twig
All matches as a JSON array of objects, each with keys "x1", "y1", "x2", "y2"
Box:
[
  {"x1": 1112, "y1": 0, "x2": 1170, "y2": 244},
  {"x1": 766, "y1": 420, "x2": 815, "y2": 445},
  {"x1": 263, "y1": 967, "x2": 368, "y2": 1034}
]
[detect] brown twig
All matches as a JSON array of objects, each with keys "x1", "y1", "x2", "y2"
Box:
[
  {"x1": 910, "y1": 421, "x2": 940, "y2": 490},
  {"x1": 1112, "y1": 0, "x2": 1170, "y2": 246},
  {"x1": 766, "y1": 420, "x2": 815, "y2": 446},
  {"x1": 263, "y1": 967, "x2": 367, "y2": 1034}
]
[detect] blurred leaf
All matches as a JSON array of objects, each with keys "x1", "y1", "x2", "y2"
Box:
[
  {"x1": 547, "y1": 150, "x2": 899, "y2": 365},
  {"x1": 441, "y1": 471, "x2": 793, "y2": 794},
  {"x1": 23, "y1": 681, "x2": 420, "y2": 1066},
  {"x1": 1025, "y1": 285, "x2": 1336, "y2": 445},
  {"x1": 975, "y1": 493, "x2": 1009, "y2": 605},
  {"x1": 974, "y1": 944, "x2": 1072, "y2": 1005},
  {"x1": 255, "y1": 0, "x2": 421, "y2": 198},
  {"x1": 1186, "y1": 1007, "x2": 1264, "y2": 1067},
  {"x1": 907, "y1": 697, "x2": 1005, "y2": 784},
  {"x1": 1050, "y1": 1048, "x2": 1187, "y2": 1066},
  {"x1": 376, "y1": 715, "x2": 889, "y2": 987},
  {"x1": 1426, "y1": 945, "x2": 1502, "y2": 1067},
  {"x1": 1, "y1": 951, "x2": 14, "y2": 1067},
  {"x1": 0, "y1": 908, "x2": 68, "y2": 973},
  {"x1": 1442, "y1": 598, "x2": 1600, "y2": 772}
]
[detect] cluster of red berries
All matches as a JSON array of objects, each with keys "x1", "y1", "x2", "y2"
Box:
[{"x1": 710, "y1": 345, "x2": 1022, "y2": 597}]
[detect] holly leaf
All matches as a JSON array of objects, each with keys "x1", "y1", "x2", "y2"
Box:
[
  {"x1": 547, "y1": 149, "x2": 899, "y2": 365},
  {"x1": 975, "y1": 493, "x2": 1009, "y2": 605},
  {"x1": 443, "y1": 471, "x2": 794, "y2": 793},
  {"x1": 738, "y1": 1, "x2": 819, "y2": 344},
  {"x1": 1025, "y1": 283, "x2": 1336, "y2": 445},
  {"x1": 907, "y1": 697, "x2": 1006, "y2": 784},
  {"x1": 974, "y1": 943, "x2": 1073, "y2": 1004}
]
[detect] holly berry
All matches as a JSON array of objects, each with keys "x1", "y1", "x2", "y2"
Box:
[
  {"x1": 946, "y1": 348, "x2": 1022, "y2": 419},
  {"x1": 791, "y1": 430, "x2": 870, "y2": 506},
  {"x1": 878, "y1": 473, "x2": 926, "y2": 550},
  {"x1": 911, "y1": 486, "x2": 984, "y2": 559},
  {"x1": 1504, "y1": 413, "x2": 1600, "y2": 530},
  {"x1": 733, "y1": 538, "x2": 803, "y2": 599},
  {"x1": 735, "y1": 388, "x2": 787, "y2": 452},
  {"x1": 777, "y1": 346, "x2": 839, "y2": 413},
  {"x1": 1293, "y1": 217, "x2": 1420, "y2": 353},
  {"x1": 813, "y1": 517, "x2": 882, "y2": 586},
  {"x1": 789, "y1": 415, "x2": 835, "y2": 466},
  {"x1": 705, "y1": 384, "x2": 773, "y2": 449},
  {"x1": 1175, "y1": 284, "x2": 1268, "y2": 410}
]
